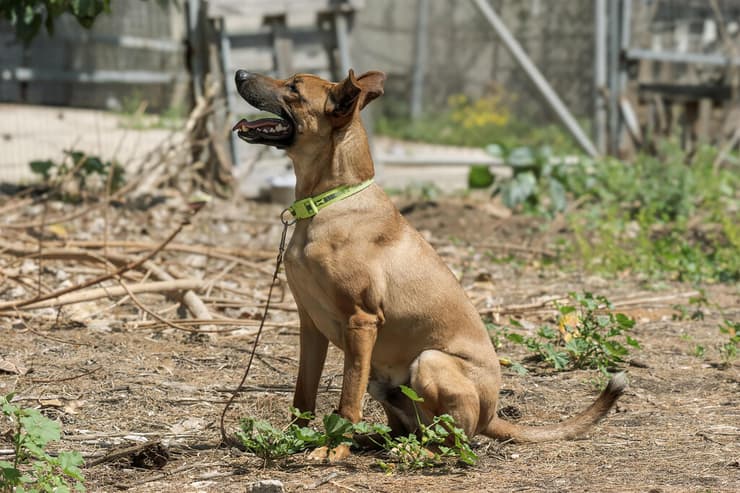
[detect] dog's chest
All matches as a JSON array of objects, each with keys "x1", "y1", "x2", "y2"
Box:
[{"x1": 284, "y1": 223, "x2": 353, "y2": 346}]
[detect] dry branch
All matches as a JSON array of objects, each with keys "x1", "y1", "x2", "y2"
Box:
[
  {"x1": 1, "y1": 279, "x2": 206, "y2": 311},
  {"x1": 0, "y1": 213, "x2": 193, "y2": 311}
]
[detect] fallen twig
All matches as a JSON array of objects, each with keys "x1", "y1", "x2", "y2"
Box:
[
  {"x1": 0, "y1": 279, "x2": 206, "y2": 312},
  {"x1": 0, "y1": 212, "x2": 194, "y2": 311}
]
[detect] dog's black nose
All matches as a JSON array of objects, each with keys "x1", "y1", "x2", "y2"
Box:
[{"x1": 235, "y1": 70, "x2": 251, "y2": 84}]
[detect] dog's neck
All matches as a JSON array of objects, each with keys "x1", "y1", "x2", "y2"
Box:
[{"x1": 287, "y1": 118, "x2": 375, "y2": 200}]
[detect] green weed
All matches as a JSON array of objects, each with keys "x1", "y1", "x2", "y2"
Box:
[
  {"x1": 29, "y1": 150, "x2": 125, "y2": 202},
  {"x1": 237, "y1": 392, "x2": 478, "y2": 470},
  {"x1": 372, "y1": 386, "x2": 478, "y2": 472},
  {"x1": 563, "y1": 142, "x2": 739, "y2": 282},
  {"x1": 502, "y1": 292, "x2": 638, "y2": 375},
  {"x1": 718, "y1": 319, "x2": 739, "y2": 365},
  {"x1": 1, "y1": 394, "x2": 85, "y2": 493}
]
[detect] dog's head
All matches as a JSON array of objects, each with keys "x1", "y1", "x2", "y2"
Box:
[{"x1": 233, "y1": 69, "x2": 386, "y2": 152}]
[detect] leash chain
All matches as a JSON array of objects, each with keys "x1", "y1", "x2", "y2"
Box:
[{"x1": 219, "y1": 209, "x2": 296, "y2": 445}]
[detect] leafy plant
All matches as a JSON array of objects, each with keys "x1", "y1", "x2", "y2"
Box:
[
  {"x1": 238, "y1": 394, "x2": 478, "y2": 471},
  {"x1": 0, "y1": 0, "x2": 111, "y2": 44},
  {"x1": 504, "y1": 292, "x2": 638, "y2": 375},
  {"x1": 673, "y1": 290, "x2": 709, "y2": 321},
  {"x1": 564, "y1": 142, "x2": 739, "y2": 282},
  {"x1": 372, "y1": 386, "x2": 478, "y2": 472},
  {"x1": 236, "y1": 408, "x2": 316, "y2": 462},
  {"x1": 1, "y1": 394, "x2": 85, "y2": 493},
  {"x1": 486, "y1": 144, "x2": 569, "y2": 214},
  {"x1": 718, "y1": 319, "x2": 739, "y2": 365},
  {"x1": 29, "y1": 149, "x2": 125, "y2": 202}
]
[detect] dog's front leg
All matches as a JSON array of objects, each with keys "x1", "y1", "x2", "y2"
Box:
[
  {"x1": 338, "y1": 310, "x2": 379, "y2": 424},
  {"x1": 293, "y1": 306, "x2": 328, "y2": 426}
]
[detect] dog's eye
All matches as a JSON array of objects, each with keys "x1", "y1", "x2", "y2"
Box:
[{"x1": 287, "y1": 82, "x2": 299, "y2": 94}]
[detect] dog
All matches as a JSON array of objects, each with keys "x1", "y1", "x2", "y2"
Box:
[{"x1": 233, "y1": 69, "x2": 626, "y2": 460}]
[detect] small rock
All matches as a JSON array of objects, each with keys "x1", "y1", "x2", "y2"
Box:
[{"x1": 246, "y1": 480, "x2": 284, "y2": 493}]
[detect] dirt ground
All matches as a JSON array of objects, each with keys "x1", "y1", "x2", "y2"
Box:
[{"x1": 1, "y1": 192, "x2": 738, "y2": 493}]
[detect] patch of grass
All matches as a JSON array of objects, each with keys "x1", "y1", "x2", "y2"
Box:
[
  {"x1": 497, "y1": 292, "x2": 638, "y2": 376},
  {"x1": 376, "y1": 91, "x2": 578, "y2": 153},
  {"x1": 562, "y1": 142, "x2": 740, "y2": 283},
  {"x1": 117, "y1": 90, "x2": 185, "y2": 130},
  {"x1": 1, "y1": 394, "x2": 85, "y2": 493}
]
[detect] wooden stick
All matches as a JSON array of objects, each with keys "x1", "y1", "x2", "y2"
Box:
[
  {"x1": 117, "y1": 279, "x2": 209, "y2": 333},
  {"x1": 0, "y1": 214, "x2": 192, "y2": 311},
  {"x1": 0, "y1": 279, "x2": 205, "y2": 311}
]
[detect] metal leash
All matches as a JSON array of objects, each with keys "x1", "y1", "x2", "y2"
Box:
[{"x1": 219, "y1": 209, "x2": 296, "y2": 446}]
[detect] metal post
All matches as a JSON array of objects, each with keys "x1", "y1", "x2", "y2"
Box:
[
  {"x1": 471, "y1": 0, "x2": 599, "y2": 158},
  {"x1": 607, "y1": 0, "x2": 620, "y2": 154},
  {"x1": 186, "y1": 0, "x2": 203, "y2": 101},
  {"x1": 594, "y1": 0, "x2": 607, "y2": 154},
  {"x1": 618, "y1": 0, "x2": 632, "y2": 147},
  {"x1": 410, "y1": 0, "x2": 429, "y2": 119},
  {"x1": 217, "y1": 19, "x2": 240, "y2": 167},
  {"x1": 334, "y1": 12, "x2": 352, "y2": 75}
]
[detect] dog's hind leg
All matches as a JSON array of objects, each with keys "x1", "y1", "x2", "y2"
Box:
[
  {"x1": 368, "y1": 380, "x2": 421, "y2": 436},
  {"x1": 409, "y1": 349, "x2": 482, "y2": 440}
]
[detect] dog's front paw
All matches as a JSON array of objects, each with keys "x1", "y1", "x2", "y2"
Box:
[
  {"x1": 328, "y1": 443, "x2": 351, "y2": 462},
  {"x1": 307, "y1": 444, "x2": 352, "y2": 462},
  {"x1": 308, "y1": 446, "x2": 329, "y2": 461}
]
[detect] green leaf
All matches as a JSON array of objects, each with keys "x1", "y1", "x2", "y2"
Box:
[
  {"x1": 559, "y1": 305, "x2": 577, "y2": 315},
  {"x1": 542, "y1": 345, "x2": 569, "y2": 370},
  {"x1": 468, "y1": 165, "x2": 495, "y2": 188},
  {"x1": 548, "y1": 178, "x2": 567, "y2": 212},
  {"x1": 29, "y1": 160, "x2": 55, "y2": 179},
  {"x1": 537, "y1": 326, "x2": 558, "y2": 340},
  {"x1": 58, "y1": 451, "x2": 85, "y2": 481},
  {"x1": 625, "y1": 335, "x2": 641, "y2": 348},
  {"x1": 1, "y1": 461, "x2": 22, "y2": 484},
  {"x1": 399, "y1": 385, "x2": 424, "y2": 403},
  {"x1": 615, "y1": 313, "x2": 635, "y2": 328},
  {"x1": 293, "y1": 426, "x2": 322, "y2": 446},
  {"x1": 322, "y1": 413, "x2": 353, "y2": 438},
  {"x1": 505, "y1": 332, "x2": 525, "y2": 344},
  {"x1": 502, "y1": 171, "x2": 537, "y2": 208},
  {"x1": 20, "y1": 409, "x2": 61, "y2": 446}
]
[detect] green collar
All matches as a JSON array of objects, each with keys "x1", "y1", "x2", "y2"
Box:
[{"x1": 287, "y1": 179, "x2": 374, "y2": 220}]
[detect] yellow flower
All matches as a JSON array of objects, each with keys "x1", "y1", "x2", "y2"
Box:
[{"x1": 558, "y1": 311, "x2": 581, "y2": 342}]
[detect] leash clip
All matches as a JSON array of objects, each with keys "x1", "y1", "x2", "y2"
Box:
[{"x1": 281, "y1": 207, "x2": 297, "y2": 226}]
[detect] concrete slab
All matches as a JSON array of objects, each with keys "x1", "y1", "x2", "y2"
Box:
[{"x1": 0, "y1": 103, "x2": 175, "y2": 184}]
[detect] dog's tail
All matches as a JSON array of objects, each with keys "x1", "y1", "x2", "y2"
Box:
[{"x1": 484, "y1": 372, "x2": 627, "y2": 443}]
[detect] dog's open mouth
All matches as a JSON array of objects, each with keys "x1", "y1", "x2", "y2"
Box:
[{"x1": 232, "y1": 113, "x2": 294, "y2": 147}]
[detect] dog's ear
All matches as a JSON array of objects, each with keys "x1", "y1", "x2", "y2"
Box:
[
  {"x1": 355, "y1": 70, "x2": 386, "y2": 109},
  {"x1": 327, "y1": 70, "x2": 386, "y2": 125}
]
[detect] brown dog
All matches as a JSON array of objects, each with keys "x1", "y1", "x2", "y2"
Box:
[{"x1": 233, "y1": 69, "x2": 626, "y2": 457}]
